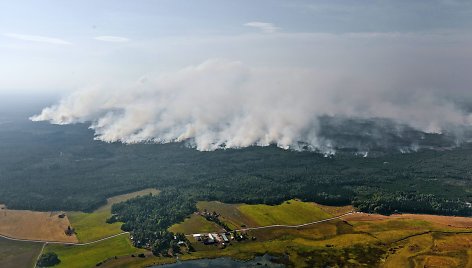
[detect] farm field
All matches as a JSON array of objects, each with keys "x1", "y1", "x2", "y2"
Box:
[
  {"x1": 238, "y1": 199, "x2": 334, "y2": 226},
  {"x1": 34, "y1": 189, "x2": 161, "y2": 268},
  {"x1": 0, "y1": 237, "x2": 42, "y2": 268},
  {"x1": 197, "y1": 201, "x2": 257, "y2": 230},
  {"x1": 44, "y1": 234, "x2": 147, "y2": 268},
  {"x1": 0, "y1": 208, "x2": 77, "y2": 243},
  {"x1": 168, "y1": 214, "x2": 221, "y2": 234},
  {"x1": 344, "y1": 212, "x2": 472, "y2": 228},
  {"x1": 67, "y1": 188, "x2": 159, "y2": 243},
  {"x1": 2, "y1": 195, "x2": 471, "y2": 268},
  {"x1": 195, "y1": 199, "x2": 336, "y2": 231},
  {"x1": 170, "y1": 200, "x2": 472, "y2": 268}
]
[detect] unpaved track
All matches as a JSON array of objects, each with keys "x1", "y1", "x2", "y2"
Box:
[
  {"x1": 0, "y1": 231, "x2": 129, "y2": 246},
  {"x1": 186, "y1": 211, "x2": 355, "y2": 236}
]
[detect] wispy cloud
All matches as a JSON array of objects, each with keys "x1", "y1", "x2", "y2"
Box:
[
  {"x1": 3, "y1": 33, "x2": 71, "y2": 45},
  {"x1": 244, "y1": 21, "x2": 280, "y2": 33},
  {"x1": 94, "y1": 36, "x2": 129, "y2": 43}
]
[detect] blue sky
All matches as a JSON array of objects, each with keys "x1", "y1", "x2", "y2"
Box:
[{"x1": 0, "y1": 0, "x2": 471, "y2": 93}]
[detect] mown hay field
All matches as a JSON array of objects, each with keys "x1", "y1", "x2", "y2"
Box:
[{"x1": 0, "y1": 209, "x2": 77, "y2": 243}]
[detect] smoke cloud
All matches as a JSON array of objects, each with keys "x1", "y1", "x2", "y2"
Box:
[
  {"x1": 31, "y1": 58, "x2": 472, "y2": 152},
  {"x1": 31, "y1": 32, "x2": 472, "y2": 152}
]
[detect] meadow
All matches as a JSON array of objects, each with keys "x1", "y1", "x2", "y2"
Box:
[
  {"x1": 0, "y1": 209, "x2": 77, "y2": 243},
  {"x1": 40, "y1": 189, "x2": 161, "y2": 268},
  {"x1": 169, "y1": 200, "x2": 472, "y2": 268},
  {"x1": 67, "y1": 188, "x2": 159, "y2": 242},
  {"x1": 45, "y1": 235, "x2": 146, "y2": 268},
  {"x1": 238, "y1": 199, "x2": 334, "y2": 226},
  {"x1": 0, "y1": 237, "x2": 42, "y2": 268},
  {"x1": 2, "y1": 189, "x2": 470, "y2": 267}
]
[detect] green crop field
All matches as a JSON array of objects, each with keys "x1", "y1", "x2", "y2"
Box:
[
  {"x1": 238, "y1": 199, "x2": 333, "y2": 226},
  {"x1": 68, "y1": 188, "x2": 159, "y2": 243},
  {"x1": 168, "y1": 214, "x2": 221, "y2": 234},
  {"x1": 45, "y1": 235, "x2": 146, "y2": 268},
  {"x1": 0, "y1": 237, "x2": 43, "y2": 268},
  {"x1": 67, "y1": 211, "x2": 123, "y2": 243}
]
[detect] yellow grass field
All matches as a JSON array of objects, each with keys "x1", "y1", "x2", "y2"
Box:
[
  {"x1": 0, "y1": 209, "x2": 77, "y2": 243},
  {"x1": 343, "y1": 212, "x2": 472, "y2": 229}
]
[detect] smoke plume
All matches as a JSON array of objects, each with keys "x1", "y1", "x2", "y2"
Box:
[{"x1": 30, "y1": 57, "x2": 472, "y2": 152}]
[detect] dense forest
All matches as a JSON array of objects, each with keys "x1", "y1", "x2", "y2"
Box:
[
  {"x1": 1, "y1": 114, "x2": 471, "y2": 255},
  {"x1": 0, "y1": 119, "x2": 471, "y2": 218}
]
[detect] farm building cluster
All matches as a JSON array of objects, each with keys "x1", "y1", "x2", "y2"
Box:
[{"x1": 192, "y1": 231, "x2": 249, "y2": 246}]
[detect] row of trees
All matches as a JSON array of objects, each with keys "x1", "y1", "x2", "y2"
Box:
[{"x1": 353, "y1": 192, "x2": 472, "y2": 216}]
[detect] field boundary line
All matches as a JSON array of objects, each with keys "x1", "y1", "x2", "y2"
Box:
[
  {"x1": 33, "y1": 242, "x2": 46, "y2": 268},
  {"x1": 235, "y1": 211, "x2": 354, "y2": 232},
  {"x1": 0, "y1": 231, "x2": 129, "y2": 246},
  {"x1": 186, "y1": 211, "x2": 356, "y2": 236}
]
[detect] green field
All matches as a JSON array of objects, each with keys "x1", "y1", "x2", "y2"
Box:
[
  {"x1": 238, "y1": 199, "x2": 333, "y2": 226},
  {"x1": 175, "y1": 200, "x2": 472, "y2": 268},
  {"x1": 45, "y1": 235, "x2": 146, "y2": 268},
  {"x1": 68, "y1": 188, "x2": 159, "y2": 242},
  {"x1": 0, "y1": 237, "x2": 43, "y2": 268},
  {"x1": 197, "y1": 201, "x2": 256, "y2": 230},
  {"x1": 67, "y1": 211, "x2": 123, "y2": 243},
  {"x1": 100, "y1": 254, "x2": 175, "y2": 268},
  {"x1": 34, "y1": 196, "x2": 472, "y2": 268},
  {"x1": 41, "y1": 189, "x2": 161, "y2": 268},
  {"x1": 168, "y1": 214, "x2": 221, "y2": 234},
  {"x1": 195, "y1": 199, "x2": 334, "y2": 230}
]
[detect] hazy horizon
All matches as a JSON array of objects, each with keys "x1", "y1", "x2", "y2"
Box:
[{"x1": 2, "y1": 0, "x2": 472, "y2": 151}]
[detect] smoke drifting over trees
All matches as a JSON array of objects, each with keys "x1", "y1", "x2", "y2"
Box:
[{"x1": 31, "y1": 32, "x2": 472, "y2": 152}]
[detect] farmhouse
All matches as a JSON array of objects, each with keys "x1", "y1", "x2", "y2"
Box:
[
  {"x1": 221, "y1": 233, "x2": 229, "y2": 243},
  {"x1": 192, "y1": 234, "x2": 202, "y2": 241},
  {"x1": 206, "y1": 233, "x2": 215, "y2": 244}
]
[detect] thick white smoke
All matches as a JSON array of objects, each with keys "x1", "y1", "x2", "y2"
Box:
[{"x1": 31, "y1": 58, "x2": 472, "y2": 151}]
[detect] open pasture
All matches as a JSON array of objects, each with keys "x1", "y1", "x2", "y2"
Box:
[
  {"x1": 176, "y1": 200, "x2": 472, "y2": 268},
  {"x1": 0, "y1": 237, "x2": 43, "y2": 268},
  {"x1": 238, "y1": 199, "x2": 333, "y2": 226},
  {"x1": 169, "y1": 214, "x2": 221, "y2": 234},
  {"x1": 68, "y1": 188, "x2": 159, "y2": 243},
  {"x1": 197, "y1": 201, "x2": 257, "y2": 230},
  {"x1": 0, "y1": 209, "x2": 77, "y2": 243},
  {"x1": 45, "y1": 234, "x2": 146, "y2": 268},
  {"x1": 343, "y1": 212, "x2": 472, "y2": 229}
]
